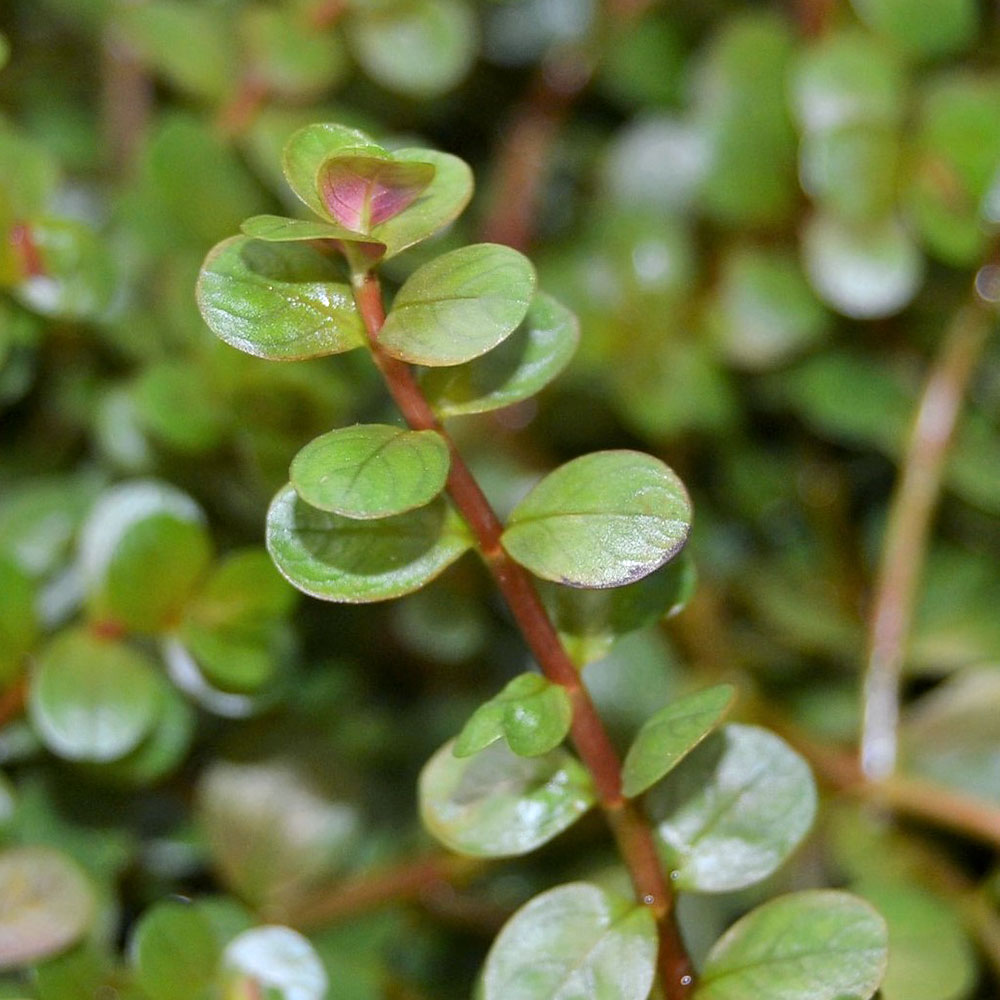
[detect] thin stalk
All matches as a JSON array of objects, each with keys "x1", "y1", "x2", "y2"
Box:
[
  {"x1": 352, "y1": 270, "x2": 694, "y2": 997},
  {"x1": 860, "y1": 301, "x2": 994, "y2": 781}
]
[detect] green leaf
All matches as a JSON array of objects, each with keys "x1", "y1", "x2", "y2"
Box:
[
  {"x1": 131, "y1": 901, "x2": 220, "y2": 1000},
  {"x1": 801, "y1": 213, "x2": 924, "y2": 319},
  {"x1": 282, "y1": 123, "x2": 387, "y2": 221},
  {"x1": 290, "y1": 424, "x2": 450, "y2": 519},
  {"x1": 379, "y1": 244, "x2": 535, "y2": 366},
  {"x1": 347, "y1": 0, "x2": 477, "y2": 98},
  {"x1": 539, "y1": 554, "x2": 697, "y2": 666},
  {"x1": 0, "y1": 846, "x2": 95, "y2": 970},
  {"x1": 29, "y1": 629, "x2": 163, "y2": 762},
  {"x1": 479, "y1": 882, "x2": 657, "y2": 1000},
  {"x1": 850, "y1": 0, "x2": 977, "y2": 59},
  {"x1": 222, "y1": 926, "x2": 327, "y2": 1000},
  {"x1": 854, "y1": 880, "x2": 976, "y2": 1000},
  {"x1": 454, "y1": 673, "x2": 572, "y2": 758},
  {"x1": 34, "y1": 944, "x2": 110, "y2": 1000},
  {"x1": 419, "y1": 739, "x2": 595, "y2": 857},
  {"x1": 622, "y1": 685, "x2": 735, "y2": 798},
  {"x1": 198, "y1": 759, "x2": 361, "y2": 912},
  {"x1": 267, "y1": 486, "x2": 472, "y2": 603},
  {"x1": 370, "y1": 149, "x2": 474, "y2": 258},
  {"x1": 13, "y1": 219, "x2": 114, "y2": 321},
  {"x1": 502, "y1": 451, "x2": 692, "y2": 589},
  {"x1": 240, "y1": 214, "x2": 386, "y2": 260},
  {"x1": 422, "y1": 292, "x2": 579, "y2": 417},
  {"x1": 695, "y1": 890, "x2": 888, "y2": 1000},
  {"x1": 0, "y1": 557, "x2": 37, "y2": 685},
  {"x1": 906, "y1": 75, "x2": 1000, "y2": 266},
  {"x1": 240, "y1": 5, "x2": 347, "y2": 99},
  {"x1": 197, "y1": 236, "x2": 366, "y2": 361},
  {"x1": 79, "y1": 482, "x2": 212, "y2": 633},
  {"x1": 132, "y1": 361, "x2": 230, "y2": 455},
  {"x1": 118, "y1": 0, "x2": 238, "y2": 100},
  {"x1": 0, "y1": 118, "x2": 58, "y2": 221},
  {"x1": 647, "y1": 723, "x2": 817, "y2": 892},
  {"x1": 318, "y1": 155, "x2": 436, "y2": 233}
]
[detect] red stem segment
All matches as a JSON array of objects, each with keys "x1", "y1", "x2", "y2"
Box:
[{"x1": 352, "y1": 272, "x2": 694, "y2": 996}]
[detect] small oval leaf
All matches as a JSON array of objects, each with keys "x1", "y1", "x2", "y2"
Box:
[
  {"x1": 480, "y1": 882, "x2": 658, "y2": 1000},
  {"x1": 695, "y1": 890, "x2": 888, "y2": 1000},
  {"x1": 0, "y1": 846, "x2": 95, "y2": 970},
  {"x1": 647, "y1": 723, "x2": 817, "y2": 892},
  {"x1": 29, "y1": 629, "x2": 163, "y2": 763},
  {"x1": 622, "y1": 684, "x2": 736, "y2": 798},
  {"x1": 290, "y1": 424, "x2": 450, "y2": 519},
  {"x1": 454, "y1": 673, "x2": 573, "y2": 758},
  {"x1": 240, "y1": 215, "x2": 385, "y2": 260},
  {"x1": 380, "y1": 244, "x2": 535, "y2": 366},
  {"x1": 282, "y1": 123, "x2": 387, "y2": 221},
  {"x1": 131, "y1": 901, "x2": 220, "y2": 1000},
  {"x1": 266, "y1": 485, "x2": 472, "y2": 603},
  {"x1": 419, "y1": 739, "x2": 595, "y2": 857},
  {"x1": 503, "y1": 451, "x2": 692, "y2": 589},
  {"x1": 222, "y1": 926, "x2": 327, "y2": 1000},
  {"x1": 197, "y1": 236, "x2": 365, "y2": 361},
  {"x1": 423, "y1": 291, "x2": 579, "y2": 417}
]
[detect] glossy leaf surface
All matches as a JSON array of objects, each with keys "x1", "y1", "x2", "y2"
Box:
[
  {"x1": 240, "y1": 214, "x2": 385, "y2": 260},
  {"x1": 290, "y1": 424, "x2": 450, "y2": 519},
  {"x1": 503, "y1": 451, "x2": 692, "y2": 588},
  {"x1": 222, "y1": 926, "x2": 327, "y2": 1000},
  {"x1": 318, "y1": 155, "x2": 435, "y2": 233},
  {"x1": 622, "y1": 684, "x2": 735, "y2": 798},
  {"x1": 267, "y1": 486, "x2": 472, "y2": 602},
  {"x1": 197, "y1": 236, "x2": 365, "y2": 360},
  {"x1": 453, "y1": 673, "x2": 572, "y2": 758},
  {"x1": 419, "y1": 739, "x2": 594, "y2": 857},
  {"x1": 380, "y1": 244, "x2": 535, "y2": 366},
  {"x1": 30, "y1": 630, "x2": 163, "y2": 763},
  {"x1": 0, "y1": 846, "x2": 95, "y2": 970},
  {"x1": 422, "y1": 292, "x2": 579, "y2": 417},
  {"x1": 695, "y1": 890, "x2": 888, "y2": 1000},
  {"x1": 479, "y1": 882, "x2": 657, "y2": 1000},
  {"x1": 647, "y1": 723, "x2": 816, "y2": 892}
]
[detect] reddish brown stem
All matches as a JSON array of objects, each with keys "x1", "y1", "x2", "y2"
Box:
[
  {"x1": 100, "y1": 30, "x2": 153, "y2": 176},
  {"x1": 216, "y1": 76, "x2": 270, "y2": 139},
  {"x1": 308, "y1": 0, "x2": 347, "y2": 30},
  {"x1": 9, "y1": 223, "x2": 45, "y2": 279},
  {"x1": 0, "y1": 675, "x2": 28, "y2": 730},
  {"x1": 352, "y1": 271, "x2": 694, "y2": 996}
]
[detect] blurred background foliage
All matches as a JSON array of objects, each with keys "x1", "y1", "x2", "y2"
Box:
[{"x1": 0, "y1": 0, "x2": 999, "y2": 996}]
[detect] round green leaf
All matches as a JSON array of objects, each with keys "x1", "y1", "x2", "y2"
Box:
[
  {"x1": 347, "y1": 0, "x2": 477, "y2": 98},
  {"x1": 850, "y1": 0, "x2": 977, "y2": 59},
  {"x1": 695, "y1": 890, "x2": 888, "y2": 1000},
  {"x1": 422, "y1": 291, "x2": 579, "y2": 417},
  {"x1": 131, "y1": 901, "x2": 220, "y2": 1000},
  {"x1": 539, "y1": 554, "x2": 697, "y2": 666},
  {"x1": 197, "y1": 236, "x2": 365, "y2": 361},
  {"x1": 132, "y1": 361, "x2": 230, "y2": 455},
  {"x1": 222, "y1": 926, "x2": 327, "y2": 1000},
  {"x1": 282, "y1": 123, "x2": 387, "y2": 221},
  {"x1": 479, "y1": 882, "x2": 657, "y2": 1000},
  {"x1": 854, "y1": 880, "x2": 976, "y2": 1000},
  {"x1": 380, "y1": 244, "x2": 535, "y2": 366},
  {"x1": 622, "y1": 684, "x2": 735, "y2": 798},
  {"x1": 370, "y1": 149, "x2": 474, "y2": 258},
  {"x1": 647, "y1": 723, "x2": 817, "y2": 892},
  {"x1": 801, "y1": 213, "x2": 924, "y2": 320},
  {"x1": 453, "y1": 673, "x2": 572, "y2": 758},
  {"x1": 419, "y1": 738, "x2": 595, "y2": 857},
  {"x1": 502, "y1": 451, "x2": 692, "y2": 589},
  {"x1": 14, "y1": 219, "x2": 115, "y2": 321},
  {"x1": 290, "y1": 424, "x2": 450, "y2": 519},
  {"x1": 266, "y1": 485, "x2": 472, "y2": 603},
  {"x1": 29, "y1": 629, "x2": 163, "y2": 762},
  {"x1": 0, "y1": 846, "x2": 95, "y2": 970}
]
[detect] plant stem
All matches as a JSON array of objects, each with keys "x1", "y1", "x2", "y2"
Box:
[
  {"x1": 860, "y1": 301, "x2": 994, "y2": 782},
  {"x1": 0, "y1": 675, "x2": 27, "y2": 730},
  {"x1": 352, "y1": 270, "x2": 694, "y2": 997}
]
